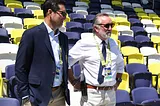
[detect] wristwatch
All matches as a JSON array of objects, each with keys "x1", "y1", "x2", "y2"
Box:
[{"x1": 116, "y1": 78, "x2": 122, "y2": 83}]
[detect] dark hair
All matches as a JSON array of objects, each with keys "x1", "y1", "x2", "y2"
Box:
[{"x1": 42, "y1": 0, "x2": 65, "y2": 17}]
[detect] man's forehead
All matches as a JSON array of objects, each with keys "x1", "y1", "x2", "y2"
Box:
[
  {"x1": 100, "y1": 16, "x2": 112, "y2": 22},
  {"x1": 58, "y1": 4, "x2": 66, "y2": 11}
]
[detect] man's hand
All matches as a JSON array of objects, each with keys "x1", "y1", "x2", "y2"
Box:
[
  {"x1": 114, "y1": 82, "x2": 120, "y2": 91},
  {"x1": 72, "y1": 78, "x2": 81, "y2": 91},
  {"x1": 68, "y1": 69, "x2": 81, "y2": 90}
]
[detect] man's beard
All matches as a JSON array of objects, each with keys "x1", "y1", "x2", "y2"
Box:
[{"x1": 100, "y1": 31, "x2": 111, "y2": 39}]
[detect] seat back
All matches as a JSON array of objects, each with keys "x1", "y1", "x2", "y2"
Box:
[
  {"x1": 116, "y1": 90, "x2": 131, "y2": 103},
  {"x1": 0, "y1": 98, "x2": 20, "y2": 106},
  {"x1": 133, "y1": 72, "x2": 152, "y2": 88},
  {"x1": 132, "y1": 87, "x2": 159, "y2": 104},
  {"x1": 118, "y1": 72, "x2": 130, "y2": 93}
]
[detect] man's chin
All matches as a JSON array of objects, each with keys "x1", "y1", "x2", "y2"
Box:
[{"x1": 102, "y1": 35, "x2": 110, "y2": 39}]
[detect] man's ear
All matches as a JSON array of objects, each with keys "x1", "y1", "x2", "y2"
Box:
[
  {"x1": 93, "y1": 25, "x2": 99, "y2": 32},
  {"x1": 47, "y1": 9, "x2": 52, "y2": 15}
]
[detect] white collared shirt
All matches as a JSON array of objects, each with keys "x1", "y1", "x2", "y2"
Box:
[
  {"x1": 43, "y1": 22, "x2": 63, "y2": 87},
  {"x1": 68, "y1": 34, "x2": 124, "y2": 86}
]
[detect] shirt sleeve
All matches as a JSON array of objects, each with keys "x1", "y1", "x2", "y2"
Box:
[
  {"x1": 68, "y1": 40, "x2": 84, "y2": 68},
  {"x1": 116, "y1": 46, "x2": 124, "y2": 73}
]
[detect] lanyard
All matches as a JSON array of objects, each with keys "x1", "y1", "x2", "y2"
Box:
[
  {"x1": 93, "y1": 35, "x2": 111, "y2": 66},
  {"x1": 58, "y1": 37, "x2": 63, "y2": 65}
]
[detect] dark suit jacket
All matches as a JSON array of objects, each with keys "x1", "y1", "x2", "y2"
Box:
[{"x1": 15, "y1": 23, "x2": 70, "y2": 106}]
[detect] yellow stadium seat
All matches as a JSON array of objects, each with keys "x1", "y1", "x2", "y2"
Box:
[
  {"x1": 11, "y1": 29, "x2": 25, "y2": 44},
  {"x1": 158, "y1": 74, "x2": 160, "y2": 93},
  {"x1": 33, "y1": 10, "x2": 44, "y2": 19},
  {"x1": 134, "y1": 7, "x2": 144, "y2": 13},
  {"x1": 153, "y1": 20, "x2": 160, "y2": 29},
  {"x1": 158, "y1": 42, "x2": 160, "y2": 53},
  {"x1": 0, "y1": 78, "x2": 3, "y2": 97},
  {"x1": 80, "y1": 0, "x2": 90, "y2": 4},
  {"x1": 121, "y1": 46, "x2": 140, "y2": 56},
  {"x1": 0, "y1": 70, "x2": 2, "y2": 97},
  {"x1": 112, "y1": 1, "x2": 122, "y2": 7},
  {"x1": 137, "y1": 12, "x2": 148, "y2": 16},
  {"x1": 121, "y1": 46, "x2": 140, "y2": 65},
  {"x1": 152, "y1": 17, "x2": 160, "y2": 21},
  {"x1": 23, "y1": 18, "x2": 43, "y2": 29},
  {"x1": 151, "y1": 36, "x2": 160, "y2": 48},
  {"x1": 150, "y1": 63, "x2": 160, "y2": 87},
  {"x1": 63, "y1": 14, "x2": 70, "y2": 26},
  {"x1": 5, "y1": 0, "x2": 21, "y2": 5},
  {"x1": 149, "y1": 13, "x2": 159, "y2": 18},
  {"x1": 111, "y1": 29, "x2": 119, "y2": 40},
  {"x1": 32, "y1": 0, "x2": 45, "y2": 5},
  {"x1": 115, "y1": 17, "x2": 130, "y2": 27},
  {"x1": 7, "y1": 3, "x2": 23, "y2": 9},
  {"x1": 127, "y1": 53, "x2": 144, "y2": 64},
  {"x1": 140, "y1": 16, "x2": 150, "y2": 20},
  {"x1": 148, "y1": 63, "x2": 160, "y2": 88},
  {"x1": 118, "y1": 72, "x2": 130, "y2": 93},
  {"x1": 115, "y1": 17, "x2": 128, "y2": 22}
]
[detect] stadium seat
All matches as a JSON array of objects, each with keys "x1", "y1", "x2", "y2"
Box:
[
  {"x1": 121, "y1": 46, "x2": 140, "y2": 64},
  {"x1": 66, "y1": 22, "x2": 84, "y2": 33},
  {"x1": 135, "y1": 35, "x2": 150, "y2": 43},
  {"x1": 23, "y1": 18, "x2": 43, "y2": 29},
  {"x1": 116, "y1": 90, "x2": 133, "y2": 106},
  {"x1": 14, "y1": 8, "x2": 34, "y2": 18},
  {"x1": 148, "y1": 63, "x2": 160, "y2": 88},
  {"x1": 5, "y1": 64, "x2": 15, "y2": 97},
  {"x1": 141, "y1": 99, "x2": 160, "y2": 106},
  {"x1": 0, "y1": 6, "x2": 13, "y2": 16},
  {"x1": 33, "y1": 10, "x2": 44, "y2": 19},
  {"x1": 132, "y1": 72, "x2": 152, "y2": 88},
  {"x1": 132, "y1": 87, "x2": 159, "y2": 105},
  {"x1": 83, "y1": 23, "x2": 92, "y2": 32},
  {"x1": 119, "y1": 30, "x2": 134, "y2": 37},
  {"x1": 0, "y1": 16, "x2": 22, "y2": 25},
  {"x1": 64, "y1": 32, "x2": 80, "y2": 49},
  {"x1": 69, "y1": 13, "x2": 86, "y2": 24},
  {"x1": 117, "y1": 72, "x2": 130, "y2": 93},
  {"x1": 26, "y1": 5, "x2": 41, "y2": 11},
  {"x1": 86, "y1": 14, "x2": 95, "y2": 23},
  {"x1": 127, "y1": 53, "x2": 144, "y2": 64},
  {"x1": 0, "y1": 70, "x2": 3, "y2": 97},
  {"x1": 0, "y1": 98, "x2": 20, "y2": 106},
  {"x1": 126, "y1": 63, "x2": 148, "y2": 89},
  {"x1": 23, "y1": 1, "x2": 40, "y2": 7},
  {"x1": 0, "y1": 28, "x2": 10, "y2": 43},
  {"x1": 11, "y1": 29, "x2": 25, "y2": 44},
  {"x1": 0, "y1": 43, "x2": 18, "y2": 73},
  {"x1": 147, "y1": 54, "x2": 160, "y2": 66},
  {"x1": 3, "y1": 23, "x2": 23, "y2": 35}
]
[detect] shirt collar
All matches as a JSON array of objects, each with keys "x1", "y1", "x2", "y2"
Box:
[
  {"x1": 43, "y1": 21, "x2": 60, "y2": 37},
  {"x1": 94, "y1": 35, "x2": 109, "y2": 45}
]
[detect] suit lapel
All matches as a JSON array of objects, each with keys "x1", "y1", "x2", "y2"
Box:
[
  {"x1": 39, "y1": 23, "x2": 55, "y2": 60},
  {"x1": 44, "y1": 35, "x2": 55, "y2": 60}
]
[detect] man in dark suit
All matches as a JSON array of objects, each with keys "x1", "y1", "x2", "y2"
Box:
[{"x1": 15, "y1": 0, "x2": 70, "y2": 106}]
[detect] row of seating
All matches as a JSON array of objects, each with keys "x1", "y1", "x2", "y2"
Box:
[
  {"x1": 116, "y1": 87, "x2": 160, "y2": 106},
  {"x1": 0, "y1": 87, "x2": 159, "y2": 106},
  {"x1": 72, "y1": 62, "x2": 160, "y2": 94}
]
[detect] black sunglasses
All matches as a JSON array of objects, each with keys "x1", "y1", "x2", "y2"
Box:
[
  {"x1": 57, "y1": 11, "x2": 67, "y2": 17},
  {"x1": 97, "y1": 23, "x2": 115, "y2": 28}
]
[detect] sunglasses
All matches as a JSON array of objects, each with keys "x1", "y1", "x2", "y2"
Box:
[
  {"x1": 56, "y1": 11, "x2": 67, "y2": 17},
  {"x1": 97, "y1": 23, "x2": 115, "y2": 28}
]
